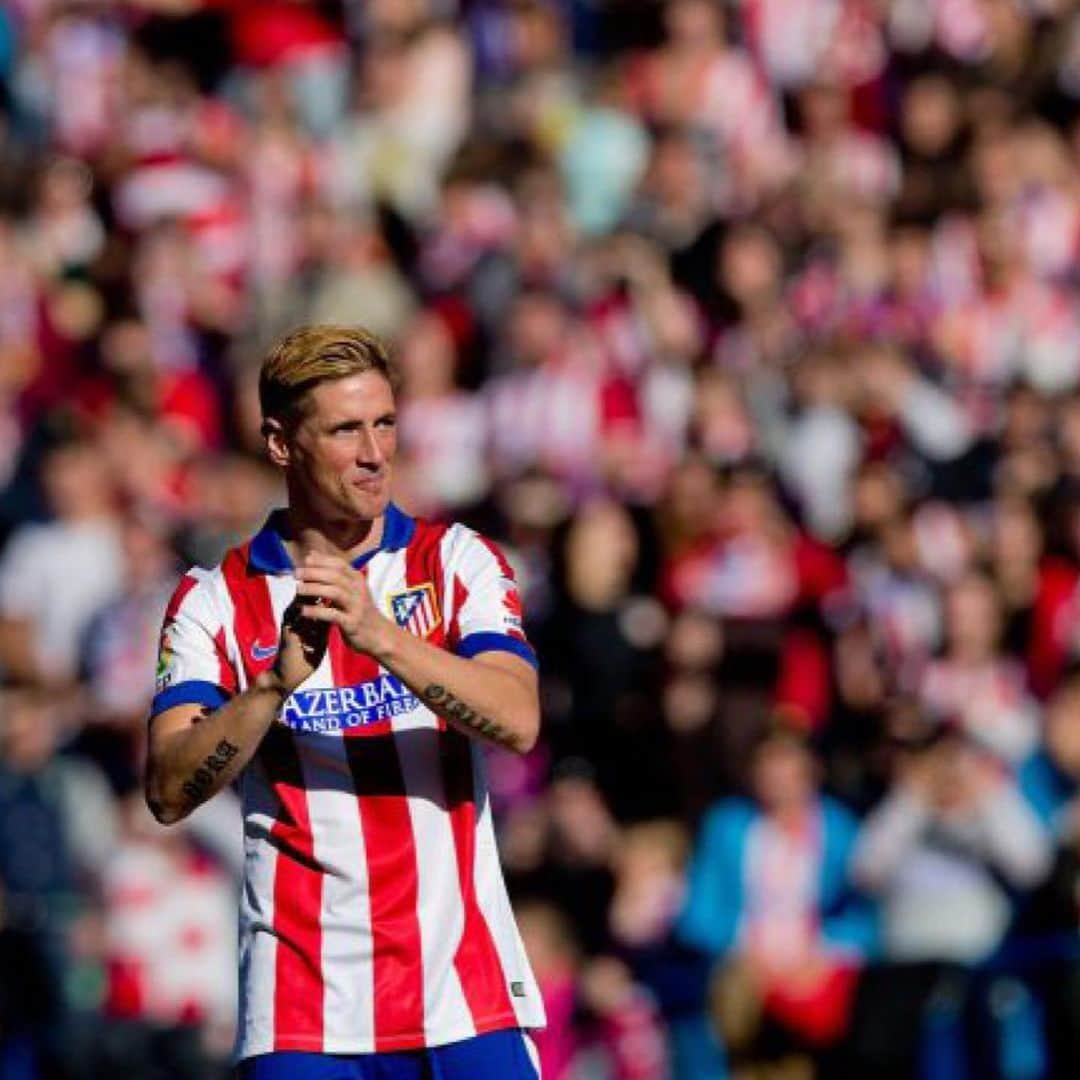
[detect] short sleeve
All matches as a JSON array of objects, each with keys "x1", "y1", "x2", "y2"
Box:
[
  {"x1": 0, "y1": 528, "x2": 45, "y2": 617},
  {"x1": 447, "y1": 531, "x2": 538, "y2": 669},
  {"x1": 150, "y1": 571, "x2": 237, "y2": 718}
]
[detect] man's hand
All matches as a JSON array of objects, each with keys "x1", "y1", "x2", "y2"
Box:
[
  {"x1": 272, "y1": 596, "x2": 331, "y2": 693},
  {"x1": 293, "y1": 552, "x2": 390, "y2": 656}
]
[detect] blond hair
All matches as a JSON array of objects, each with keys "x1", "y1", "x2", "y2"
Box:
[{"x1": 259, "y1": 324, "x2": 397, "y2": 424}]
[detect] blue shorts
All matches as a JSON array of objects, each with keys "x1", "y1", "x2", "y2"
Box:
[{"x1": 236, "y1": 1029, "x2": 540, "y2": 1080}]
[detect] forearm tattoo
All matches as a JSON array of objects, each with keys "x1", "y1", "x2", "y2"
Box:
[
  {"x1": 423, "y1": 684, "x2": 511, "y2": 746},
  {"x1": 181, "y1": 738, "x2": 239, "y2": 804}
]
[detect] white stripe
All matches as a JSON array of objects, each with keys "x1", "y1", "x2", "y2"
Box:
[
  {"x1": 208, "y1": 566, "x2": 240, "y2": 690},
  {"x1": 397, "y1": 726, "x2": 476, "y2": 1041},
  {"x1": 440, "y1": 528, "x2": 461, "y2": 627},
  {"x1": 226, "y1": 563, "x2": 277, "y2": 1061},
  {"x1": 239, "y1": 576, "x2": 298, "y2": 1057},
  {"x1": 371, "y1": 553, "x2": 424, "y2": 734},
  {"x1": 373, "y1": 553, "x2": 407, "y2": 626},
  {"x1": 235, "y1": 754, "x2": 282, "y2": 1060},
  {"x1": 470, "y1": 748, "x2": 546, "y2": 1031}
]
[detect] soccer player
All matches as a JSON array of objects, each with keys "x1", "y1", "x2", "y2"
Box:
[{"x1": 144, "y1": 326, "x2": 545, "y2": 1078}]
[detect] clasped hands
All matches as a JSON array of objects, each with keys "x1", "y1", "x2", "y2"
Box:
[
  {"x1": 294, "y1": 552, "x2": 389, "y2": 654},
  {"x1": 272, "y1": 552, "x2": 392, "y2": 692}
]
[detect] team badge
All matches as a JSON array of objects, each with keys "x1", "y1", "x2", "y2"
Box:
[{"x1": 388, "y1": 582, "x2": 441, "y2": 638}]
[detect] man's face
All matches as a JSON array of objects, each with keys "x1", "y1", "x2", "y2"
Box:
[
  {"x1": 278, "y1": 371, "x2": 397, "y2": 523},
  {"x1": 1046, "y1": 684, "x2": 1080, "y2": 779},
  {"x1": 43, "y1": 441, "x2": 114, "y2": 519},
  {"x1": 752, "y1": 740, "x2": 816, "y2": 815}
]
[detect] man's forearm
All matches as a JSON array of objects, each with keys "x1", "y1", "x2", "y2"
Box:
[
  {"x1": 851, "y1": 788, "x2": 930, "y2": 891},
  {"x1": 0, "y1": 618, "x2": 45, "y2": 684},
  {"x1": 145, "y1": 675, "x2": 288, "y2": 824},
  {"x1": 369, "y1": 620, "x2": 539, "y2": 753}
]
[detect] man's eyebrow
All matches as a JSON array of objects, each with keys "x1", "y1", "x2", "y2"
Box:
[{"x1": 326, "y1": 412, "x2": 397, "y2": 430}]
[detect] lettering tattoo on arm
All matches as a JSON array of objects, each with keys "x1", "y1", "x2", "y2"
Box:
[
  {"x1": 422, "y1": 684, "x2": 511, "y2": 747},
  {"x1": 180, "y1": 738, "x2": 240, "y2": 804}
]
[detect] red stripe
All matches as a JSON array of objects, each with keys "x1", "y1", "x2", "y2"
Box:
[
  {"x1": 220, "y1": 545, "x2": 278, "y2": 685},
  {"x1": 403, "y1": 521, "x2": 449, "y2": 647},
  {"x1": 339, "y1": 717, "x2": 424, "y2": 1047},
  {"x1": 333, "y1": 600, "x2": 393, "y2": 737},
  {"x1": 222, "y1": 546, "x2": 324, "y2": 1050},
  {"x1": 260, "y1": 729, "x2": 325, "y2": 1051},
  {"x1": 332, "y1": 626, "x2": 424, "y2": 1047},
  {"x1": 165, "y1": 574, "x2": 197, "y2": 620},
  {"x1": 348, "y1": 742, "x2": 424, "y2": 1049},
  {"x1": 441, "y1": 732, "x2": 517, "y2": 1029},
  {"x1": 213, "y1": 627, "x2": 237, "y2": 693},
  {"x1": 447, "y1": 575, "x2": 470, "y2": 650}
]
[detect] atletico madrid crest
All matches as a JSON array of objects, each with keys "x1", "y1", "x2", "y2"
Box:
[{"x1": 388, "y1": 583, "x2": 441, "y2": 638}]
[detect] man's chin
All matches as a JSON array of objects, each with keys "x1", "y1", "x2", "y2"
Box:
[{"x1": 346, "y1": 487, "x2": 391, "y2": 521}]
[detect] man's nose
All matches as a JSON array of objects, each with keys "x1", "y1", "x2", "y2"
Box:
[{"x1": 356, "y1": 427, "x2": 384, "y2": 467}]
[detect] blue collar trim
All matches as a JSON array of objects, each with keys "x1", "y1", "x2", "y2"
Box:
[{"x1": 247, "y1": 504, "x2": 416, "y2": 575}]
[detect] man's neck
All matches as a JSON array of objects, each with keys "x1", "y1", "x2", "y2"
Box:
[{"x1": 282, "y1": 506, "x2": 386, "y2": 564}]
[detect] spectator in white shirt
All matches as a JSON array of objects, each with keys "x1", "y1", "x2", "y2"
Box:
[{"x1": 0, "y1": 434, "x2": 123, "y2": 686}]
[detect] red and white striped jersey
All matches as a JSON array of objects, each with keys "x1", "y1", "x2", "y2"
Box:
[{"x1": 151, "y1": 504, "x2": 545, "y2": 1060}]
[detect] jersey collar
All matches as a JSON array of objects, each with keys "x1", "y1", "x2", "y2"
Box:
[{"x1": 247, "y1": 503, "x2": 416, "y2": 575}]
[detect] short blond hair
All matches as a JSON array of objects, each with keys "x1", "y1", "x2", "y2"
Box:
[{"x1": 259, "y1": 324, "x2": 397, "y2": 424}]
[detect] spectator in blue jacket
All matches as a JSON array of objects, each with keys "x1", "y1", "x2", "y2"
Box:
[
  {"x1": 678, "y1": 722, "x2": 877, "y2": 1071},
  {"x1": 1019, "y1": 667, "x2": 1080, "y2": 832}
]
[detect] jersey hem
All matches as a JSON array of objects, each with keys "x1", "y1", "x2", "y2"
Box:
[{"x1": 236, "y1": 1011, "x2": 537, "y2": 1061}]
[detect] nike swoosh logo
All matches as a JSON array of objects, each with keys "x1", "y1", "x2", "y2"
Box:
[{"x1": 251, "y1": 642, "x2": 278, "y2": 661}]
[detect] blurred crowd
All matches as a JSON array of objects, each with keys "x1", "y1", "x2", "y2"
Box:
[{"x1": 0, "y1": 0, "x2": 1079, "y2": 1077}]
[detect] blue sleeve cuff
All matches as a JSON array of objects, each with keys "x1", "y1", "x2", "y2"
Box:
[
  {"x1": 455, "y1": 632, "x2": 539, "y2": 669},
  {"x1": 150, "y1": 680, "x2": 232, "y2": 719}
]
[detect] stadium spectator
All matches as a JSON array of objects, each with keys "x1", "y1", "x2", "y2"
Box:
[
  {"x1": 99, "y1": 791, "x2": 236, "y2": 1076},
  {"x1": 680, "y1": 724, "x2": 876, "y2": 1074},
  {"x1": 0, "y1": 432, "x2": 123, "y2": 686},
  {"x1": 849, "y1": 711, "x2": 1051, "y2": 1077},
  {"x1": 0, "y1": 685, "x2": 117, "y2": 1075}
]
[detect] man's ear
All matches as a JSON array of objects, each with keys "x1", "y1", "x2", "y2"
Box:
[{"x1": 263, "y1": 417, "x2": 290, "y2": 468}]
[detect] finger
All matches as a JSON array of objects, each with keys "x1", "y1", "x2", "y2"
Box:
[
  {"x1": 283, "y1": 621, "x2": 329, "y2": 653},
  {"x1": 281, "y1": 599, "x2": 329, "y2": 632},
  {"x1": 299, "y1": 604, "x2": 346, "y2": 624},
  {"x1": 296, "y1": 582, "x2": 349, "y2": 605},
  {"x1": 296, "y1": 566, "x2": 355, "y2": 587}
]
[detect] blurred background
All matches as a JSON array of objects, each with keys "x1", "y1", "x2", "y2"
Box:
[{"x1": 0, "y1": 0, "x2": 1078, "y2": 1077}]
